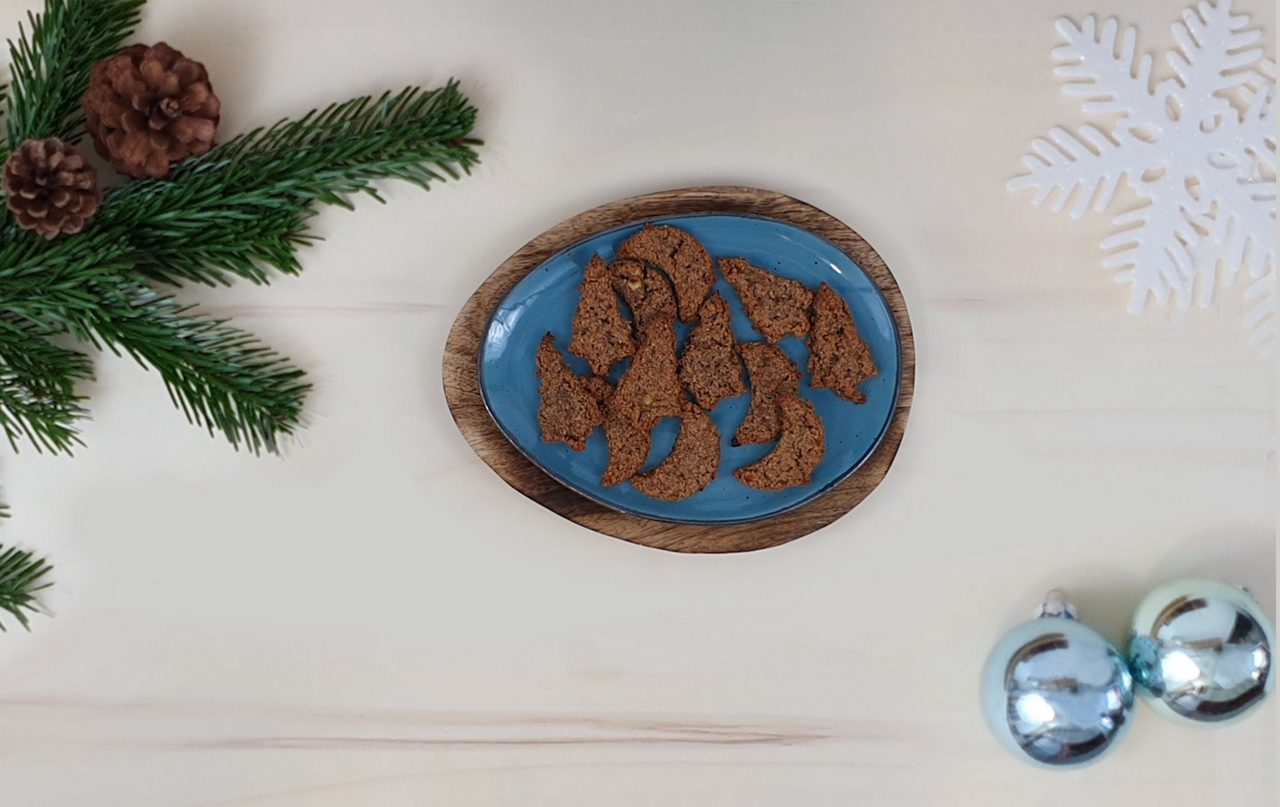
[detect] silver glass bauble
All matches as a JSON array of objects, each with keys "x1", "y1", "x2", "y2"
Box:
[
  {"x1": 1128, "y1": 578, "x2": 1275, "y2": 725},
  {"x1": 981, "y1": 591, "x2": 1136, "y2": 768}
]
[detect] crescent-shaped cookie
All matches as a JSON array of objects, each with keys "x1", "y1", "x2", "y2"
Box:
[
  {"x1": 568, "y1": 254, "x2": 635, "y2": 376},
  {"x1": 734, "y1": 395, "x2": 825, "y2": 491},
  {"x1": 616, "y1": 224, "x2": 714, "y2": 321},
  {"x1": 610, "y1": 258, "x2": 677, "y2": 333},
  {"x1": 631, "y1": 402, "x2": 721, "y2": 501},
  {"x1": 733, "y1": 341, "x2": 800, "y2": 445}
]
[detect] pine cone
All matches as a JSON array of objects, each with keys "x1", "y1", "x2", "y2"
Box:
[
  {"x1": 82, "y1": 42, "x2": 221, "y2": 179},
  {"x1": 3, "y1": 138, "x2": 102, "y2": 239}
]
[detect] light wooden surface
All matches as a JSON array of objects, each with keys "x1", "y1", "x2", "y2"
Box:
[
  {"x1": 443, "y1": 186, "x2": 915, "y2": 553},
  {"x1": 1, "y1": 1, "x2": 1275, "y2": 804}
]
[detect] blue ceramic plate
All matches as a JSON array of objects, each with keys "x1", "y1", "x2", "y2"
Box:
[{"x1": 479, "y1": 214, "x2": 901, "y2": 524}]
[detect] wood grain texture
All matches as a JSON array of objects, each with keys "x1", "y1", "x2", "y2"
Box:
[{"x1": 443, "y1": 187, "x2": 915, "y2": 553}]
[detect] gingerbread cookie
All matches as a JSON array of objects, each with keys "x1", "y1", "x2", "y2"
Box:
[
  {"x1": 612, "y1": 318, "x2": 683, "y2": 428},
  {"x1": 631, "y1": 402, "x2": 721, "y2": 501},
  {"x1": 719, "y1": 257, "x2": 813, "y2": 343},
  {"x1": 569, "y1": 254, "x2": 635, "y2": 376},
  {"x1": 679, "y1": 293, "x2": 745, "y2": 410},
  {"x1": 616, "y1": 224, "x2": 714, "y2": 321},
  {"x1": 734, "y1": 395, "x2": 825, "y2": 490},
  {"x1": 808, "y1": 282, "x2": 877, "y2": 404},
  {"x1": 535, "y1": 334, "x2": 604, "y2": 451},
  {"x1": 733, "y1": 341, "x2": 800, "y2": 445}
]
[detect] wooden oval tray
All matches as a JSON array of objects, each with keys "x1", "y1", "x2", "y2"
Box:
[{"x1": 443, "y1": 187, "x2": 915, "y2": 553}]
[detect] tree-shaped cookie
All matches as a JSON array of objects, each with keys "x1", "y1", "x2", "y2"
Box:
[
  {"x1": 611, "y1": 319, "x2": 683, "y2": 428},
  {"x1": 536, "y1": 335, "x2": 604, "y2": 451},
  {"x1": 733, "y1": 342, "x2": 800, "y2": 445},
  {"x1": 679, "y1": 293, "x2": 745, "y2": 410},
  {"x1": 808, "y1": 283, "x2": 877, "y2": 404},
  {"x1": 569, "y1": 255, "x2": 635, "y2": 376},
  {"x1": 720, "y1": 258, "x2": 813, "y2": 343}
]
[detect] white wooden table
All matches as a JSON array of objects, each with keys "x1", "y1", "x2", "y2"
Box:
[{"x1": 1, "y1": 1, "x2": 1274, "y2": 804}]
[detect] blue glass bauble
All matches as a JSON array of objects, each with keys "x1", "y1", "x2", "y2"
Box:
[
  {"x1": 1129, "y1": 578, "x2": 1275, "y2": 725},
  {"x1": 982, "y1": 591, "x2": 1136, "y2": 768}
]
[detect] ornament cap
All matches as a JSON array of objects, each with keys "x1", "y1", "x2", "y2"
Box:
[{"x1": 1035, "y1": 589, "x2": 1079, "y2": 620}]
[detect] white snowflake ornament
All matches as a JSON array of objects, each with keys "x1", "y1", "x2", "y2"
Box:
[{"x1": 1010, "y1": 0, "x2": 1276, "y2": 345}]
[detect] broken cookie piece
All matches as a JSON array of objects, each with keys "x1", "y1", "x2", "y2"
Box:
[
  {"x1": 535, "y1": 333, "x2": 604, "y2": 451},
  {"x1": 679, "y1": 293, "x2": 745, "y2": 410},
  {"x1": 585, "y1": 378, "x2": 649, "y2": 487},
  {"x1": 616, "y1": 224, "x2": 714, "y2": 321},
  {"x1": 569, "y1": 254, "x2": 635, "y2": 376},
  {"x1": 719, "y1": 257, "x2": 813, "y2": 343},
  {"x1": 612, "y1": 318, "x2": 683, "y2": 428},
  {"x1": 733, "y1": 341, "x2": 801, "y2": 446},
  {"x1": 631, "y1": 402, "x2": 721, "y2": 501},
  {"x1": 734, "y1": 395, "x2": 825, "y2": 491},
  {"x1": 808, "y1": 282, "x2": 877, "y2": 404},
  {"x1": 610, "y1": 258, "x2": 678, "y2": 333},
  {"x1": 600, "y1": 404, "x2": 652, "y2": 487}
]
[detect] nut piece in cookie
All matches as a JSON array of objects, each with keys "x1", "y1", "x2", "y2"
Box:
[
  {"x1": 610, "y1": 258, "x2": 677, "y2": 333},
  {"x1": 719, "y1": 257, "x2": 813, "y2": 343},
  {"x1": 808, "y1": 282, "x2": 877, "y2": 404},
  {"x1": 569, "y1": 254, "x2": 635, "y2": 376},
  {"x1": 679, "y1": 293, "x2": 745, "y2": 410},
  {"x1": 733, "y1": 342, "x2": 801, "y2": 446},
  {"x1": 616, "y1": 224, "x2": 714, "y2": 321},
  {"x1": 612, "y1": 318, "x2": 683, "y2": 428},
  {"x1": 631, "y1": 402, "x2": 721, "y2": 501},
  {"x1": 536, "y1": 334, "x2": 604, "y2": 451},
  {"x1": 734, "y1": 395, "x2": 825, "y2": 491}
]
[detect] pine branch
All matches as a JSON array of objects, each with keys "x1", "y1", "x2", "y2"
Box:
[
  {"x1": 4, "y1": 0, "x2": 144, "y2": 147},
  {"x1": 0, "y1": 233, "x2": 306, "y2": 453},
  {"x1": 0, "y1": 60, "x2": 479, "y2": 450},
  {"x1": 69, "y1": 282, "x2": 311, "y2": 454},
  {"x1": 101, "y1": 81, "x2": 481, "y2": 287},
  {"x1": 0, "y1": 226, "x2": 134, "y2": 324},
  {"x1": 0, "y1": 318, "x2": 91, "y2": 453},
  {"x1": 0, "y1": 543, "x2": 52, "y2": 631}
]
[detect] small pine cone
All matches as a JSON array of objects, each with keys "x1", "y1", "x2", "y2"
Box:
[
  {"x1": 82, "y1": 42, "x2": 221, "y2": 179},
  {"x1": 3, "y1": 138, "x2": 102, "y2": 239}
]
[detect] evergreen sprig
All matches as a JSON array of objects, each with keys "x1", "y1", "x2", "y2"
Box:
[
  {"x1": 0, "y1": 317, "x2": 91, "y2": 453},
  {"x1": 0, "y1": 543, "x2": 53, "y2": 631},
  {"x1": 4, "y1": 0, "x2": 145, "y2": 146},
  {"x1": 0, "y1": 0, "x2": 482, "y2": 455}
]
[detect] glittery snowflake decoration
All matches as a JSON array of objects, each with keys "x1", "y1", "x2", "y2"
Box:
[{"x1": 1010, "y1": 0, "x2": 1276, "y2": 345}]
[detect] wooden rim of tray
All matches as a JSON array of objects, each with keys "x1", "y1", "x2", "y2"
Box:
[{"x1": 442, "y1": 186, "x2": 915, "y2": 553}]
